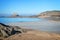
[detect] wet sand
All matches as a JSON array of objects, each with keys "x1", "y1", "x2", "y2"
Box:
[{"x1": 5, "y1": 21, "x2": 60, "y2": 34}]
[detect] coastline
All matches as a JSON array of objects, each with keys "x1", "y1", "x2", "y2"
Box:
[
  {"x1": 0, "y1": 23, "x2": 60, "y2": 40},
  {"x1": 5, "y1": 21, "x2": 60, "y2": 34}
]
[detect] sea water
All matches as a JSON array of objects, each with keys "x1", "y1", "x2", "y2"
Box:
[{"x1": 0, "y1": 18, "x2": 60, "y2": 33}]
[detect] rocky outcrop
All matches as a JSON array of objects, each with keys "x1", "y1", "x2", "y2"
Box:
[{"x1": 0, "y1": 23, "x2": 26, "y2": 40}]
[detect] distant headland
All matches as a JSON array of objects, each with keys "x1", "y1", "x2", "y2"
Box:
[{"x1": 0, "y1": 10, "x2": 60, "y2": 18}]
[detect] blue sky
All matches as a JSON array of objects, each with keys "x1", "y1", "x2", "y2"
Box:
[{"x1": 0, "y1": 0, "x2": 60, "y2": 16}]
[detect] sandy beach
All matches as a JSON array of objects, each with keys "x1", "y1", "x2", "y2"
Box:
[
  {"x1": 0, "y1": 22, "x2": 60, "y2": 40},
  {"x1": 5, "y1": 21, "x2": 60, "y2": 34}
]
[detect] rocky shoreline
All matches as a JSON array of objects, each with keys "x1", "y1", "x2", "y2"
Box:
[
  {"x1": 0, "y1": 23, "x2": 60, "y2": 40},
  {"x1": 0, "y1": 23, "x2": 27, "y2": 40}
]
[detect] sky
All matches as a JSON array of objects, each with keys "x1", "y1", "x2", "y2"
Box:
[{"x1": 0, "y1": 0, "x2": 60, "y2": 16}]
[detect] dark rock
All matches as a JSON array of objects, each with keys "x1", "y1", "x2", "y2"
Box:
[{"x1": 0, "y1": 23, "x2": 25, "y2": 39}]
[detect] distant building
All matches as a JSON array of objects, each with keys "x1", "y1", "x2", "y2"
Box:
[{"x1": 12, "y1": 12, "x2": 19, "y2": 17}]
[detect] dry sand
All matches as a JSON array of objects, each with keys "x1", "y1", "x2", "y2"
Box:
[{"x1": 5, "y1": 30, "x2": 60, "y2": 40}]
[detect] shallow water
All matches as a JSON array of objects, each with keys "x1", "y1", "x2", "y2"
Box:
[
  {"x1": 0, "y1": 18, "x2": 41, "y2": 23},
  {"x1": 0, "y1": 18, "x2": 60, "y2": 33}
]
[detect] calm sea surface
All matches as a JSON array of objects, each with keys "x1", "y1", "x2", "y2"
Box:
[
  {"x1": 0, "y1": 18, "x2": 60, "y2": 33},
  {"x1": 0, "y1": 18, "x2": 41, "y2": 23}
]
